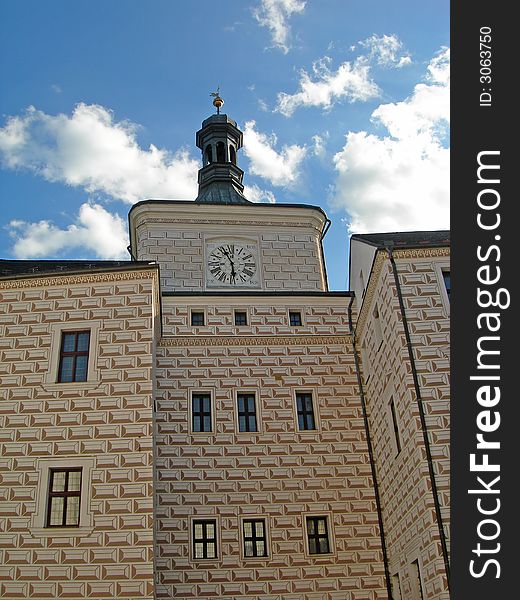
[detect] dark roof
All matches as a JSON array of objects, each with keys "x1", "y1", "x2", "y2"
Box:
[
  {"x1": 350, "y1": 230, "x2": 450, "y2": 249},
  {"x1": 0, "y1": 259, "x2": 154, "y2": 278}
]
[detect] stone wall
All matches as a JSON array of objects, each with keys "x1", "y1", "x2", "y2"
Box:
[
  {"x1": 0, "y1": 268, "x2": 159, "y2": 600},
  {"x1": 355, "y1": 249, "x2": 450, "y2": 600}
]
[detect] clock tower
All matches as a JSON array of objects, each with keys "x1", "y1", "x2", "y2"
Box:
[
  {"x1": 127, "y1": 104, "x2": 388, "y2": 598},
  {"x1": 129, "y1": 106, "x2": 329, "y2": 293}
]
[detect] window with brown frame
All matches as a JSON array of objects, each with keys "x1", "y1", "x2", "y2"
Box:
[
  {"x1": 306, "y1": 516, "x2": 330, "y2": 554},
  {"x1": 46, "y1": 468, "x2": 82, "y2": 527},
  {"x1": 193, "y1": 519, "x2": 218, "y2": 559},
  {"x1": 58, "y1": 331, "x2": 90, "y2": 383},
  {"x1": 243, "y1": 519, "x2": 268, "y2": 557}
]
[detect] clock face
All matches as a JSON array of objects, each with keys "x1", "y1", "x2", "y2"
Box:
[{"x1": 206, "y1": 241, "x2": 259, "y2": 287}]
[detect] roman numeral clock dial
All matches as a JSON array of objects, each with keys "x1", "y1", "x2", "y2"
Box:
[{"x1": 206, "y1": 242, "x2": 259, "y2": 288}]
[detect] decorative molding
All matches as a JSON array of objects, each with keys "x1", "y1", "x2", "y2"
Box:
[
  {"x1": 159, "y1": 334, "x2": 353, "y2": 349},
  {"x1": 392, "y1": 247, "x2": 450, "y2": 260},
  {"x1": 354, "y1": 247, "x2": 450, "y2": 336},
  {"x1": 0, "y1": 268, "x2": 159, "y2": 290},
  {"x1": 135, "y1": 217, "x2": 321, "y2": 232}
]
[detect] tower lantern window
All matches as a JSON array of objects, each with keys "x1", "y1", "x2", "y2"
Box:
[
  {"x1": 216, "y1": 141, "x2": 226, "y2": 163},
  {"x1": 205, "y1": 145, "x2": 213, "y2": 164}
]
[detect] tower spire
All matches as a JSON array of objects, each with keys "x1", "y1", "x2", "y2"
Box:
[
  {"x1": 210, "y1": 87, "x2": 224, "y2": 115},
  {"x1": 194, "y1": 94, "x2": 251, "y2": 204}
]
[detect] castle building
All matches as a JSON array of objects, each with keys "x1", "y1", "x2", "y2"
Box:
[{"x1": 0, "y1": 106, "x2": 450, "y2": 599}]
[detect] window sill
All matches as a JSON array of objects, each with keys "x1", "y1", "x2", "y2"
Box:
[
  {"x1": 30, "y1": 526, "x2": 94, "y2": 538},
  {"x1": 41, "y1": 381, "x2": 102, "y2": 392}
]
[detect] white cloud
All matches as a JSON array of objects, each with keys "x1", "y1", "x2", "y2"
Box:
[
  {"x1": 8, "y1": 202, "x2": 129, "y2": 260},
  {"x1": 243, "y1": 184, "x2": 276, "y2": 203},
  {"x1": 358, "y1": 34, "x2": 412, "y2": 68},
  {"x1": 253, "y1": 0, "x2": 306, "y2": 54},
  {"x1": 242, "y1": 120, "x2": 307, "y2": 186},
  {"x1": 312, "y1": 134, "x2": 326, "y2": 157},
  {"x1": 330, "y1": 48, "x2": 450, "y2": 233},
  {"x1": 275, "y1": 56, "x2": 379, "y2": 117},
  {"x1": 0, "y1": 103, "x2": 199, "y2": 203}
]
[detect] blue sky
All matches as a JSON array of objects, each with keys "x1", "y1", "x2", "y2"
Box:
[{"x1": 0, "y1": 0, "x2": 449, "y2": 289}]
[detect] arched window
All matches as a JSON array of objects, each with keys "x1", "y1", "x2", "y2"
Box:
[
  {"x1": 229, "y1": 145, "x2": 236, "y2": 165},
  {"x1": 216, "y1": 141, "x2": 226, "y2": 163},
  {"x1": 205, "y1": 145, "x2": 213, "y2": 164}
]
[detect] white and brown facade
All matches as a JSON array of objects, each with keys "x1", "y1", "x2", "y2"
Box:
[{"x1": 0, "y1": 112, "x2": 450, "y2": 599}]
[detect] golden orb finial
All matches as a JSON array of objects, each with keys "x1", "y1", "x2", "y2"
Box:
[{"x1": 210, "y1": 86, "x2": 224, "y2": 114}]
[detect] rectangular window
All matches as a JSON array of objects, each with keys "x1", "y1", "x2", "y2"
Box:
[
  {"x1": 243, "y1": 519, "x2": 267, "y2": 557},
  {"x1": 234, "y1": 311, "x2": 248, "y2": 326},
  {"x1": 193, "y1": 519, "x2": 217, "y2": 559},
  {"x1": 191, "y1": 311, "x2": 205, "y2": 326},
  {"x1": 46, "y1": 468, "x2": 82, "y2": 527},
  {"x1": 442, "y1": 270, "x2": 450, "y2": 300},
  {"x1": 411, "y1": 560, "x2": 425, "y2": 600},
  {"x1": 390, "y1": 573, "x2": 403, "y2": 600},
  {"x1": 372, "y1": 305, "x2": 383, "y2": 350},
  {"x1": 58, "y1": 331, "x2": 90, "y2": 383},
  {"x1": 390, "y1": 397, "x2": 402, "y2": 455},
  {"x1": 237, "y1": 393, "x2": 257, "y2": 432},
  {"x1": 296, "y1": 392, "x2": 316, "y2": 430},
  {"x1": 192, "y1": 393, "x2": 212, "y2": 432},
  {"x1": 306, "y1": 516, "x2": 330, "y2": 554},
  {"x1": 289, "y1": 311, "x2": 302, "y2": 326}
]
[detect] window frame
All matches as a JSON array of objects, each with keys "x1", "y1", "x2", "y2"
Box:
[
  {"x1": 192, "y1": 518, "x2": 219, "y2": 561},
  {"x1": 389, "y1": 396, "x2": 402, "y2": 456},
  {"x1": 45, "y1": 321, "x2": 101, "y2": 389},
  {"x1": 57, "y1": 330, "x2": 91, "y2": 383},
  {"x1": 190, "y1": 391, "x2": 213, "y2": 433},
  {"x1": 30, "y1": 456, "x2": 95, "y2": 537},
  {"x1": 434, "y1": 260, "x2": 451, "y2": 315},
  {"x1": 190, "y1": 310, "x2": 206, "y2": 327},
  {"x1": 305, "y1": 515, "x2": 331, "y2": 556},
  {"x1": 288, "y1": 310, "x2": 303, "y2": 327},
  {"x1": 295, "y1": 391, "x2": 317, "y2": 431},
  {"x1": 372, "y1": 304, "x2": 384, "y2": 351},
  {"x1": 242, "y1": 518, "x2": 268, "y2": 559},
  {"x1": 46, "y1": 467, "x2": 82, "y2": 528},
  {"x1": 234, "y1": 310, "x2": 248, "y2": 327},
  {"x1": 236, "y1": 392, "x2": 258, "y2": 433}
]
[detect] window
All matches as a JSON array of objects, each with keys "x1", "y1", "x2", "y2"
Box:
[
  {"x1": 410, "y1": 560, "x2": 425, "y2": 600},
  {"x1": 46, "y1": 468, "x2": 82, "y2": 527},
  {"x1": 191, "y1": 311, "x2": 205, "y2": 326},
  {"x1": 390, "y1": 573, "x2": 403, "y2": 600},
  {"x1": 296, "y1": 392, "x2": 316, "y2": 430},
  {"x1": 237, "y1": 393, "x2": 257, "y2": 432},
  {"x1": 192, "y1": 393, "x2": 212, "y2": 432},
  {"x1": 372, "y1": 305, "x2": 383, "y2": 350},
  {"x1": 234, "y1": 311, "x2": 248, "y2": 326},
  {"x1": 205, "y1": 144, "x2": 213, "y2": 164},
  {"x1": 243, "y1": 519, "x2": 267, "y2": 557},
  {"x1": 58, "y1": 331, "x2": 90, "y2": 383},
  {"x1": 442, "y1": 270, "x2": 450, "y2": 300},
  {"x1": 216, "y1": 141, "x2": 225, "y2": 163},
  {"x1": 389, "y1": 397, "x2": 402, "y2": 455},
  {"x1": 193, "y1": 520, "x2": 217, "y2": 559},
  {"x1": 306, "y1": 516, "x2": 330, "y2": 554},
  {"x1": 229, "y1": 145, "x2": 237, "y2": 165},
  {"x1": 289, "y1": 311, "x2": 302, "y2": 327}
]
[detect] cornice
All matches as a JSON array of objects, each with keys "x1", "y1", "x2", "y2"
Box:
[
  {"x1": 0, "y1": 268, "x2": 159, "y2": 290},
  {"x1": 133, "y1": 216, "x2": 322, "y2": 232},
  {"x1": 159, "y1": 334, "x2": 353, "y2": 349},
  {"x1": 354, "y1": 246, "x2": 450, "y2": 336},
  {"x1": 392, "y1": 247, "x2": 450, "y2": 260}
]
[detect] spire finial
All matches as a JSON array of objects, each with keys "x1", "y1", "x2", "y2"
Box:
[{"x1": 210, "y1": 86, "x2": 224, "y2": 114}]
